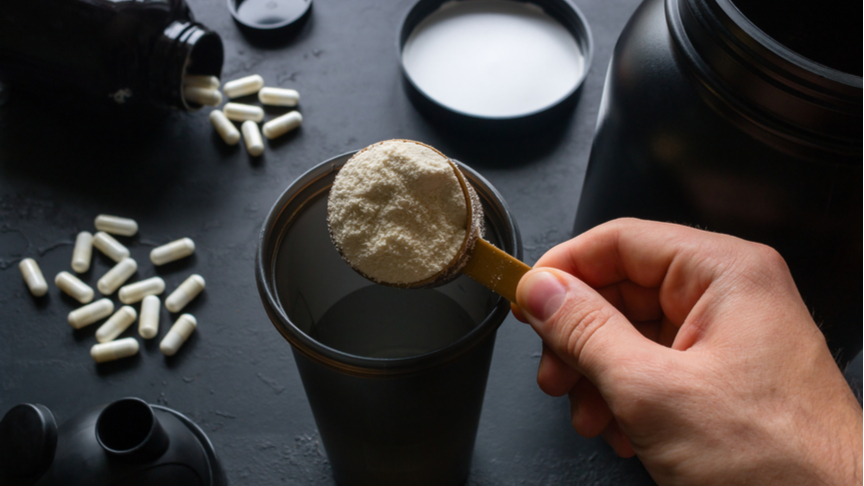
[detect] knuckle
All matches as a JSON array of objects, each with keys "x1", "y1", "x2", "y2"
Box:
[
  {"x1": 611, "y1": 216, "x2": 641, "y2": 225},
  {"x1": 749, "y1": 242, "x2": 788, "y2": 273},
  {"x1": 559, "y1": 302, "x2": 617, "y2": 364},
  {"x1": 731, "y1": 241, "x2": 793, "y2": 290},
  {"x1": 605, "y1": 217, "x2": 641, "y2": 234}
]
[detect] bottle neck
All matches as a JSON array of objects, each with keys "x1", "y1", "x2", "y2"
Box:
[
  {"x1": 150, "y1": 21, "x2": 224, "y2": 111},
  {"x1": 667, "y1": 0, "x2": 862, "y2": 157}
]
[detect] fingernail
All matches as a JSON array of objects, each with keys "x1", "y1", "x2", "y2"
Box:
[{"x1": 520, "y1": 270, "x2": 567, "y2": 322}]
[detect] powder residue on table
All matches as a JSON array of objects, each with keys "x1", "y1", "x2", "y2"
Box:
[{"x1": 327, "y1": 140, "x2": 468, "y2": 284}]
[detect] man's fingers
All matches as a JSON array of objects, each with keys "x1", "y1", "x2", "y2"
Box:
[
  {"x1": 511, "y1": 302, "x2": 527, "y2": 323},
  {"x1": 601, "y1": 419, "x2": 636, "y2": 458},
  {"x1": 534, "y1": 218, "x2": 736, "y2": 327},
  {"x1": 516, "y1": 268, "x2": 663, "y2": 388},
  {"x1": 596, "y1": 280, "x2": 662, "y2": 323},
  {"x1": 537, "y1": 344, "x2": 582, "y2": 397},
  {"x1": 657, "y1": 315, "x2": 679, "y2": 348},
  {"x1": 568, "y1": 378, "x2": 613, "y2": 438}
]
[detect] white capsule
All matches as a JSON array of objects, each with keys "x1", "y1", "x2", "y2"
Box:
[
  {"x1": 97, "y1": 258, "x2": 137, "y2": 295},
  {"x1": 118, "y1": 277, "x2": 165, "y2": 304},
  {"x1": 209, "y1": 110, "x2": 241, "y2": 145},
  {"x1": 184, "y1": 87, "x2": 223, "y2": 107},
  {"x1": 94, "y1": 215, "x2": 138, "y2": 236},
  {"x1": 241, "y1": 121, "x2": 265, "y2": 156},
  {"x1": 92, "y1": 232, "x2": 130, "y2": 262},
  {"x1": 223, "y1": 103, "x2": 264, "y2": 122},
  {"x1": 95, "y1": 306, "x2": 138, "y2": 343},
  {"x1": 160, "y1": 314, "x2": 197, "y2": 356},
  {"x1": 150, "y1": 238, "x2": 195, "y2": 265},
  {"x1": 262, "y1": 111, "x2": 302, "y2": 140},
  {"x1": 223, "y1": 74, "x2": 264, "y2": 99},
  {"x1": 183, "y1": 74, "x2": 220, "y2": 89},
  {"x1": 165, "y1": 274, "x2": 206, "y2": 313},
  {"x1": 91, "y1": 337, "x2": 139, "y2": 363},
  {"x1": 258, "y1": 87, "x2": 299, "y2": 107},
  {"x1": 71, "y1": 231, "x2": 93, "y2": 273},
  {"x1": 19, "y1": 258, "x2": 48, "y2": 297},
  {"x1": 139, "y1": 295, "x2": 161, "y2": 339},
  {"x1": 55, "y1": 271, "x2": 94, "y2": 304},
  {"x1": 68, "y1": 298, "x2": 114, "y2": 329}
]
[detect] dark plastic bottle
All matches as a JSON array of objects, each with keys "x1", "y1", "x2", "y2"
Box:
[
  {"x1": 0, "y1": 0, "x2": 224, "y2": 111},
  {"x1": 574, "y1": 0, "x2": 861, "y2": 366}
]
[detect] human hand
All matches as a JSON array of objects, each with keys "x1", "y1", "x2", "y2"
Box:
[{"x1": 513, "y1": 218, "x2": 862, "y2": 486}]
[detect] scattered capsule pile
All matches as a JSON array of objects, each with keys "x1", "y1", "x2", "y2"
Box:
[
  {"x1": 18, "y1": 215, "x2": 205, "y2": 363},
  {"x1": 183, "y1": 73, "x2": 303, "y2": 157}
]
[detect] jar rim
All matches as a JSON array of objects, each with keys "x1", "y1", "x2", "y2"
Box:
[
  {"x1": 667, "y1": 0, "x2": 861, "y2": 158},
  {"x1": 255, "y1": 151, "x2": 522, "y2": 378}
]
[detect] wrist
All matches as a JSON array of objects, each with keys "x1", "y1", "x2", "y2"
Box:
[{"x1": 796, "y1": 392, "x2": 862, "y2": 486}]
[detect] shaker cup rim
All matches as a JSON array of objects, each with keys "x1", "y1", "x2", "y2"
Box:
[{"x1": 256, "y1": 151, "x2": 523, "y2": 378}]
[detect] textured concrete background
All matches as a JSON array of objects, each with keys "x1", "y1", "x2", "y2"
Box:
[{"x1": 0, "y1": 0, "x2": 657, "y2": 484}]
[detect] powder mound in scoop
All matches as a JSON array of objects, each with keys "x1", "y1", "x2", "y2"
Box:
[{"x1": 327, "y1": 140, "x2": 468, "y2": 285}]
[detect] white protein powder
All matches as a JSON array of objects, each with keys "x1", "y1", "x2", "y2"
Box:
[
  {"x1": 402, "y1": 0, "x2": 585, "y2": 118},
  {"x1": 327, "y1": 140, "x2": 468, "y2": 285}
]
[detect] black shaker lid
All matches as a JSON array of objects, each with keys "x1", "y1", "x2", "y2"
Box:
[
  {"x1": 228, "y1": 0, "x2": 312, "y2": 35},
  {"x1": 0, "y1": 404, "x2": 58, "y2": 481}
]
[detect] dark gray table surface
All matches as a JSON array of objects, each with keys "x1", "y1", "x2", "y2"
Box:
[{"x1": 0, "y1": 0, "x2": 656, "y2": 484}]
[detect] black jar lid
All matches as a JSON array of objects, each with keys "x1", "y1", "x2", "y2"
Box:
[
  {"x1": 228, "y1": 0, "x2": 312, "y2": 36},
  {"x1": 399, "y1": 0, "x2": 593, "y2": 132}
]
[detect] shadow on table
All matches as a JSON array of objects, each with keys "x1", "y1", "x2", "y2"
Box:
[
  {"x1": 153, "y1": 255, "x2": 197, "y2": 276},
  {"x1": 164, "y1": 331, "x2": 199, "y2": 369},
  {"x1": 0, "y1": 88, "x2": 235, "y2": 205},
  {"x1": 95, "y1": 352, "x2": 143, "y2": 376}
]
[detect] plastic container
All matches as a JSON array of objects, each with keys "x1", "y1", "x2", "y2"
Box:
[
  {"x1": 0, "y1": 0, "x2": 224, "y2": 111},
  {"x1": 0, "y1": 397, "x2": 226, "y2": 486},
  {"x1": 574, "y1": 0, "x2": 861, "y2": 366},
  {"x1": 256, "y1": 152, "x2": 522, "y2": 486}
]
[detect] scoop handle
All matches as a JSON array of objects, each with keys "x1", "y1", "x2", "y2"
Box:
[{"x1": 460, "y1": 238, "x2": 532, "y2": 304}]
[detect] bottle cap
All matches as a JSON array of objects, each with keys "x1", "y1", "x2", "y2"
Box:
[{"x1": 228, "y1": 0, "x2": 312, "y2": 36}]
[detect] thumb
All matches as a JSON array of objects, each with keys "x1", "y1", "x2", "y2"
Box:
[{"x1": 516, "y1": 268, "x2": 652, "y2": 388}]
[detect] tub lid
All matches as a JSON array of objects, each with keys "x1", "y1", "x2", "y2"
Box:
[{"x1": 399, "y1": 0, "x2": 593, "y2": 122}]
